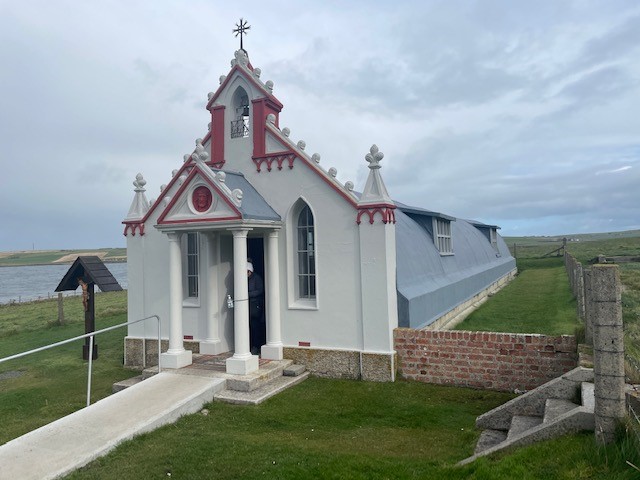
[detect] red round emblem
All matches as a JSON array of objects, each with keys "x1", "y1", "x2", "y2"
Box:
[{"x1": 192, "y1": 186, "x2": 212, "y2": 212}]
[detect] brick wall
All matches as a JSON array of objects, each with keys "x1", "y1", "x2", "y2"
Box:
[{"x1": 394, "y1": 328, "x2": 577, "y2": 391}]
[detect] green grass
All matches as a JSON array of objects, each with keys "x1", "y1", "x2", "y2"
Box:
[
  {"x1": 454, "y1": 258, "x2": 579, "y2": 335},
  {"x1": 67, "y1": 378, "x2": 640, "y2": 480},
  {"x1": 0, "y1": 291, "x2": 138, "y2": 444}
]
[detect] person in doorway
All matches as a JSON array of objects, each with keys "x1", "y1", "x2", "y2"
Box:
[{"x1": 247, "y1": 261, "x2": 265, "y2": 355}]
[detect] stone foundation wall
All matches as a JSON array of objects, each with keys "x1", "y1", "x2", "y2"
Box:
[
  {"x1": 394, "y1": 328, "x2": 577, "y2": 391},
  {"x1": 283, "y1": 347, "x2": 396, "y2": 382},
  {"x1": 124, "y1": 337, "x2": 200, "y2": 368}
]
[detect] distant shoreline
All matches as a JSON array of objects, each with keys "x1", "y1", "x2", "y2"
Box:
[{"x1": 0, "y1": 248, "x2": 127, "y2": 268}]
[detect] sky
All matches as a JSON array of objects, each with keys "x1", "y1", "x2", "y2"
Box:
[{"x1": 1, "y1": 0, "x2": 639, "y2": 251}]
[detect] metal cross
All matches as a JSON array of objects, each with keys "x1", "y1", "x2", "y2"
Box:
[{"x1": 233, "y1": 18, "x2": 251, "y2": 51}]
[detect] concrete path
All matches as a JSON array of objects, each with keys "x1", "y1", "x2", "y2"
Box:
[{"x1": 0, "y1": 372, "x2": 225, "y2": 480}]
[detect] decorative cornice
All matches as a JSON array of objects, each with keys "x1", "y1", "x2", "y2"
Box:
[
  {"x1": 356, "y1": 204, "x2": 397, "y2": 225},
  {"x1": 252, "y1": 152, "x2": 296, "y2": 172}
]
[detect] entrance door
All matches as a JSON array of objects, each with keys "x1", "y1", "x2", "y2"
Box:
[{"x1": 247, "y1": 237, "x2": 266, "y2": 353}]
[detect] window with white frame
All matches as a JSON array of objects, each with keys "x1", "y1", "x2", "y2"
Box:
[
  {"x1": 434, "y1": 218, "x2": 453, "y2": 254},
  {"x1": 186, "y1": 232, "x2": 199, "y2": 298},
  {"x1": 297, "y1": 205, "x2": 316, "y2": 299}
]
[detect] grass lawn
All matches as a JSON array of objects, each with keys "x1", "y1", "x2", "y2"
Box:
[
  {"x1": 0, "y1": 291, "x2": 139, "y2": 444},
  {"x1": 454, "y1": 257, "x2": 580, "y2": 335},
  {"x1": 67, "y1": 377, "x2": 640, "y2": 480}
]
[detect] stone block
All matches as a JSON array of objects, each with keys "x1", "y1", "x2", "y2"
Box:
[
  {"x1": 592, "y1": 303, "x2": 623, "y2": 327},
  {"x1": 590, "y1": 265, "x2": 621, "y2": 302},
  {"x1": 593, "y1": 353, "x2": 625, "y2": 375},
  {"x1": 283, "y1": 347, "x2": 360, "y2": 380},
  {"x1": 594, "y1": 397, "x2": 626, "y2": 418},
  {"x1": 362, "y1": 352, "x2": 395, "y2": 382},
  {"x1": 593, "y1": 373, "x2": 625, "y2": 394}
]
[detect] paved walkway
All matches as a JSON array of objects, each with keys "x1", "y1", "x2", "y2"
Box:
[{"x1": 0, "y1": 372, "x2": 225, "y2": 480}]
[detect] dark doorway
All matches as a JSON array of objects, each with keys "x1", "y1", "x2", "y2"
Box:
[{"x1": 247, "y1": 237, "x2": 266, "y2": 353}]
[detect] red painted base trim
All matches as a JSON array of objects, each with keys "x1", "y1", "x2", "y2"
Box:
[
  {"x1": 298, "y1": 341, "x2": 311, "y2": 347},
  {"x1": 184, "y1": 335, "x2": 194, "y2": 340}
]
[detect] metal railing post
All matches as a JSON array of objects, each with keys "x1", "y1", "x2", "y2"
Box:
[{"x1": 0, "y1": 315, "x2": 162, "y2": 408}]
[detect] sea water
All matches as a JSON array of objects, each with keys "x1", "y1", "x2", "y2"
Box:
[{"x1": 0, "y1": 263, "x2": 128, "y2": 304}]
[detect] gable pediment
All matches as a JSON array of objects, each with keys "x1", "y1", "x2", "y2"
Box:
[{"x1": 157, "y1": 168, "x2": 242, "y2": 225}]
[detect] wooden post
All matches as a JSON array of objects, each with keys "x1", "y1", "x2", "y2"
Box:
[
  {"x1": 82, "y1": 283, "x2": 98, "y2": 360},
  {"x1": 57, "y1": 292, "x2": 65, "y2": 326}
]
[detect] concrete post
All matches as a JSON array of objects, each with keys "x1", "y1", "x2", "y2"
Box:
[
  {"x1": 576, "y1": 262, "x2": 585, "y2": 321},
  {"x1": 583, "y1": 269, "x2": 593, "y2": 345},
  {"x1": 592, "y1": 264, "x2": 625, "y2": 445}
]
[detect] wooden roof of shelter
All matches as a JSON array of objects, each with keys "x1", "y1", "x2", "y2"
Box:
[{"x1": 55, "y1": 256, "x2": 123, "y2": 292}]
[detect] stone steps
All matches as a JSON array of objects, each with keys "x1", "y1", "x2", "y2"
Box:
[
  {"x1": 214, "y1": 372, "x2": 310, "y2": 405},
  {"x1": 459, "y1": 367, "x2": 596, "y2": 466}
]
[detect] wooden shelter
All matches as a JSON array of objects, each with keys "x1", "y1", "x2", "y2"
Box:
[{"x1": 55, "y1": 256, "x2": 123, "y2": 359}]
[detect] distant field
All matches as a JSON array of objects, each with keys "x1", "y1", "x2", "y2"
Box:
[{"x1": 0, "y1": 248, "x2": 126, "y2": 267}]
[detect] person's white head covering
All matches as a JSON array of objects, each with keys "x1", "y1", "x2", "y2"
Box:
[{"x1": 247, "y1": 262, "x2": 254, "y2": 273}]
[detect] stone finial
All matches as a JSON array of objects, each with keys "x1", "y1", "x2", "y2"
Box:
[
  {"x1": 345, "y1": 181, "x2": 354, "y2": 191},
  {"x1": 207, "y1": 92, "x2": 214, "y2": 101},
  {"x1": 160, "y1": 184, "x2": 167, "y2": 192},
  {"x1": 365, "y1": 144, "x2": 384, "y2": 169},
  {"x1": 266, "y1": 113, "x2": 276, "y2": 124},
  {"x1": 217, "y1": 171, "x2": 226, "y2": 183},
  {"x1": 171, "y1": 169, "x2": 178, "y2": 177},
  {"x1": 184, "y1": 154, "x2": 191, "y2": 163},
  {"x1": 232, "y1": 188, "x2": 243, "y2": 206},
  {"x1": 282, "y1": 127, "x2": 290, "y2": 137},
  {"x1": 265, "y1": 80, "x2": 274, "y2": 93},
  {"x1": 297, "y1": 140, "x2": 306, "y2": 150},
  {"x1": 329, "y1": 167, "x2": 337, "y2": 178},
  {"x1": 253, "y1": 67, "x2": 261, "y2": 79},
  {"x1": 192, "y1": 138, "x2": 209, "y2": 164},
  {"x1": 133, "y1": 173, "x2": 146, "y2": 191},
  {"x1": 230, "y1": 59, "x2": 237, "y2": 67},
  {"x1": 219, "y1": 75, "x2": 226, "y2": 85},
  {"x1": 149, "y1": 198, "x2": 155, "y2": 205},
  {"x1": 234, "y1": 49, "x2": 249, "y2": 67},
  {"x1": 163, "y1": 196, "x2": 172, "y2": 207},
  {"x1": 178, "y1": 175, "x2": 187, "y2": 185},
  {"x1": 312, "y1": 153, "x2": 321, "y2": 164}
]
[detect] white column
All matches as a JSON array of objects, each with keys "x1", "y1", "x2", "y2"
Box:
[
  {"x1": 261, "y1": 229, "x2": 283, "y2": 360},
  {"x1": 161, "y1": 232, "x2": 192, "y2": 368},
  {"x1": 226, "y1": 228, "x2": 259, "y2": 374},
  {"x1": 200, "y1": 232, "x2": 223, "y2": 354}
]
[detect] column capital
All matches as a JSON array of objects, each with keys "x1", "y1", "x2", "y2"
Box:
[
  {"x1": 166, "y1": 231, "x2": 183, "y2": 242},
  {"x1": 229, "y1": 227, "x2": 252, "y2": 238},
  {"x1": 267, "y1": 229, "x2": 280, "y2": 239}
]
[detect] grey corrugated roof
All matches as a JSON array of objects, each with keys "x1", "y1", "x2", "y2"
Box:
[
  {"x1": 395, "y1": 208, "x2": 515, "y2": 329},
  {"x1": 215, "y1": 170, "x2": 281, "y2": 222}
]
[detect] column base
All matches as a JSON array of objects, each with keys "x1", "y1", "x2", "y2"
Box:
[
  {"x1": 261, "y1": 344, "x2": 283, "y2": 360},
  {"x1": 226, "y1": 354, "x2": 259, "y2": 375},
  {"x1": 161, "y1": 349, "x2": 192, "y2": 369},
  {"x1": 199, "y1": 340, "x2": 224, "y2": 355}
]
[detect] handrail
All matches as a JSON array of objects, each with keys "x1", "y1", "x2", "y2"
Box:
[{"x1": 0, "y1": 315, "x2": 161, "y2": 407}]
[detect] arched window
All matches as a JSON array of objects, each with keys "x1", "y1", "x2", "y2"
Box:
[
  {"x1": 230, "y1": 86, "x2": 250, "y2": 138},
  {"x1": 296, "y1": 205, "x2": 316, "y2": 299}
]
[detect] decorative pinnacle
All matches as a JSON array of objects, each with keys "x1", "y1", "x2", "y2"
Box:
[
  {"x1": 365, "y1": 144, "x2": 384, "y2": 169},
  {"x1": 233, "y1": 18, "x2": 251, "y2": 52},
  {"x1": 133, "y1": 173, "x2": 146, "y2": 191}
]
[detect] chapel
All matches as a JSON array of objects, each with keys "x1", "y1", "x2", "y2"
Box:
[{"x1": 122, "y1": 47, "x2": 516, "y2": 382}]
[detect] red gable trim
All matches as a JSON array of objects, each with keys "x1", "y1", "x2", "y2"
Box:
[
  {"x1": 206, "y1": 65, "x2": 284, "y2": 111},
  {"x1": 156, "y1": 165, "x2": 242, "y2": 225}
]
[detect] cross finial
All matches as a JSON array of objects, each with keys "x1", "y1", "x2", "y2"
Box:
[{"x1": 233, "y1": 18, "x2": 251, "y2": 52}]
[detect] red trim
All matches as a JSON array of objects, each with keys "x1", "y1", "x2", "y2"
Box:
[
  {"x1": 298, "y1": 341, "x2": 311, "y2": 347},
  {"x1": 183, "y1": 335, "x2": 194, "y2": 340},
  {"x1": 156, "y1": 165, "x2": 243, "y2": 225},
  {"x1": 122, "y1": 222, "x2": 145, "y2": 236},
  {"x1": 356, "y1": 205, "x2": 397, "y2": 225},
  {"x1": 206, "y1": 65, "x2": 284, "y2": 111},
  {"x1": 211, "y1": 105, "x2": 226, "y2": 168},
  {"x1": 252, "y1": 152, "x2": 296, "y2": 172}
]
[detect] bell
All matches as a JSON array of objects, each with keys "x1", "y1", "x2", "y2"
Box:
[{"x1": 242, "y1": 105, "x2": 250, "y2": 116}]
